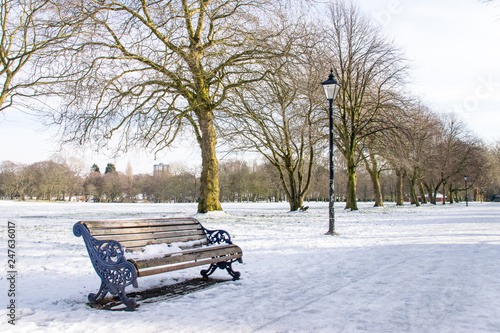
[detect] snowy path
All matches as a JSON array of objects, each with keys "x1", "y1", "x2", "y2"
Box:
[
  {"x1": 1, "y1": 201, "x2": 500, "y2": 332},
  {"x1": 251, "y1": 244, "x2": 500, "y2": 332}
]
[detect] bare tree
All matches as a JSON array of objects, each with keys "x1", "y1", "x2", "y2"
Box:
[
  {"x1": 324, "y1": 0, "x2": 408, "y2": 210},
  {"x1": 422, "y1": 113, "x2": 479, "y2": 204},
  {"x1": 0, "y1": 160, "x2": 20, "y2": 198},
  {"x1": 397, "y1": 102, "x2": 441, "y2": 206},
  {"x1": 46, "y1": 0, "x2": 289, "y2": 213},
  {"x1": 378, "y1": 98, "x2": 432, "y2": 206},
  {"x1": 0, "y1": 0, "x2": 76, "y2": 112},
  {"x1": 361, "y1": 140, "x2": 388, "y2": 207},
  {"x1": 484, "y1": 141, "x2": 500, "y2": 200},
  {"x1": 383, "y1": 130, "x2": 409, "y2": 206},
  {"x1": 220, "y1": 24, "x2": 326, "y2": 211},
  {"x1": 84, "y1": 169, "x2": 105, "y2": 202}
]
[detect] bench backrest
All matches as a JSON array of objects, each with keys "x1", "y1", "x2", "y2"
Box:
[{"x1": 81, "y1": 217, "x2": 208, "y2": 252}]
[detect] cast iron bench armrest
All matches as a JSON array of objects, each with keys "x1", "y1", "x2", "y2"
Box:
[{"x1": 202, "y1": 227, "x2": 233, "y2": 245}]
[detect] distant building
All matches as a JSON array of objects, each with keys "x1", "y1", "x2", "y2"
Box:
[{"x1": 153, "y1": 163, "x2": 170, "y2": 176}]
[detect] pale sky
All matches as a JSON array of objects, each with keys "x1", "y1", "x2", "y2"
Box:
[
  {"x1": 1, "y1": 0, "x2": 499, "y2": 174},
  {"x1": 358, "y1": 0, "x2": 500, "y2": 139}
]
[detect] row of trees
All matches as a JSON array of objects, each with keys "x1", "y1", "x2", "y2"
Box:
[
  {"x1": 1, "y1": 136, "x2": 499, "y2": 203},
  {"x1": 1, "y1": 0, "x2": 498, "y2": 212}
]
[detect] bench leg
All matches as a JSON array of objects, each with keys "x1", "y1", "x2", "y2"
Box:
[
  {"x1": 225, "y1": 259, "x2": 242, "y2": 280},
  {"x1": 200, "y1": 263, "x2": 218, "y2": 279},
  {"x1": 88, "y1": 281, "x2": 109, "y2": 305},
  {"x1": 116, "y1": 287, "x2": 137, "y2": 311},
  {"x1": 201, "y1": 259, "x2": 242, "y2": 281},
  {"x1": 88, "y1": 281, "x2": 137, "y2": 311}
]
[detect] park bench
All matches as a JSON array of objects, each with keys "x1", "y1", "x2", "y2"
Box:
[{"x1": 73, "y1": 217, "x2": 242, "y2": 311}]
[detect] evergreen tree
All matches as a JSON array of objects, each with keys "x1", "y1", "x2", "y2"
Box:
[
  {"x1": 91, "y1": 164, "x2": 100, "y2": 173},
  {"x1": 105, "y1": 163, "x2": 116, "y2": 174}
]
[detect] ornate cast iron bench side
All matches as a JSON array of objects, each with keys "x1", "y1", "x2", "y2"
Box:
[
  {"x1": 73, "y1": 222, "x2": 138, "y2": 310},
  {"x1": 73, "y1": 218, "x2": 242, "y2": 311},
  {"x1": 200, "y1": 227, "x2": 242, "y2": 280}
]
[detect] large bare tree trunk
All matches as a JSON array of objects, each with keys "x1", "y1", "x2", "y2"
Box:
[
  {"x1": 432, "y1": 182, "x2": 444, "y2": 205},
  {"x1": 419, "y1": 182, "x2": 427, "y2": 204},
  {"x1": 448, "y1": 184, "x2": 455, "y2": 204},
  {"x1": 364, "y1": 150, "x2": 384, "y2": 207},
  {"x1": 289, "y1": 194, "x2": 304, "y2": 212},
  {"x1": 424, "y1": 183, "x2": 435, "y2": 205},
  {"x1": 345, "y1": 154, "x2": 358, "y2": 210},
  {"x1": 395, "y1": 169, "x2": 405, "y2": 206},
  {"x1": 198, "y1": 113, "x2": 222, "y2": 213},
  {"x1": 287, "y1": 166, "x2": 304, "y2": 211},
  {"x1": 371, "y1": 173, "x2": 383, "y2": 207},
  {"x1": 409, "y1": 172, "x2": 420, "y2": 207}
]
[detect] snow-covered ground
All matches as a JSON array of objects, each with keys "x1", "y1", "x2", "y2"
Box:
[{"x1": 1, "y1": 200, "x2": 500, "y2": 333}]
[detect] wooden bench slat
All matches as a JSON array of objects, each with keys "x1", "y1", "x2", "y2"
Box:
[
  {"x1": 120, "y1": 234, "x2": 208, "y2": 249},
  {"x1": 131, "y1": 244, "x2": 242, "y2": 270},
  {"x1": 87, "y1": 224, "x2": 203, "y2": 236},
  {"x1": 137, "y1": 254, "x2": 242, "y2": 277},
  {"x1": 93, "y1": 229, "x2": 206, "y2": 243},
  {"x1": 83, "y1": 218, "x2": 200, "y2": 229}
]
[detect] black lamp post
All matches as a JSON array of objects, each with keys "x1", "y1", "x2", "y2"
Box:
[
  {"x1": 321, "y1": 69, "x2": 341, "y2": 236},
  {"x1": 464, "y1": 175, "x2": 468, "y2": 207}
]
